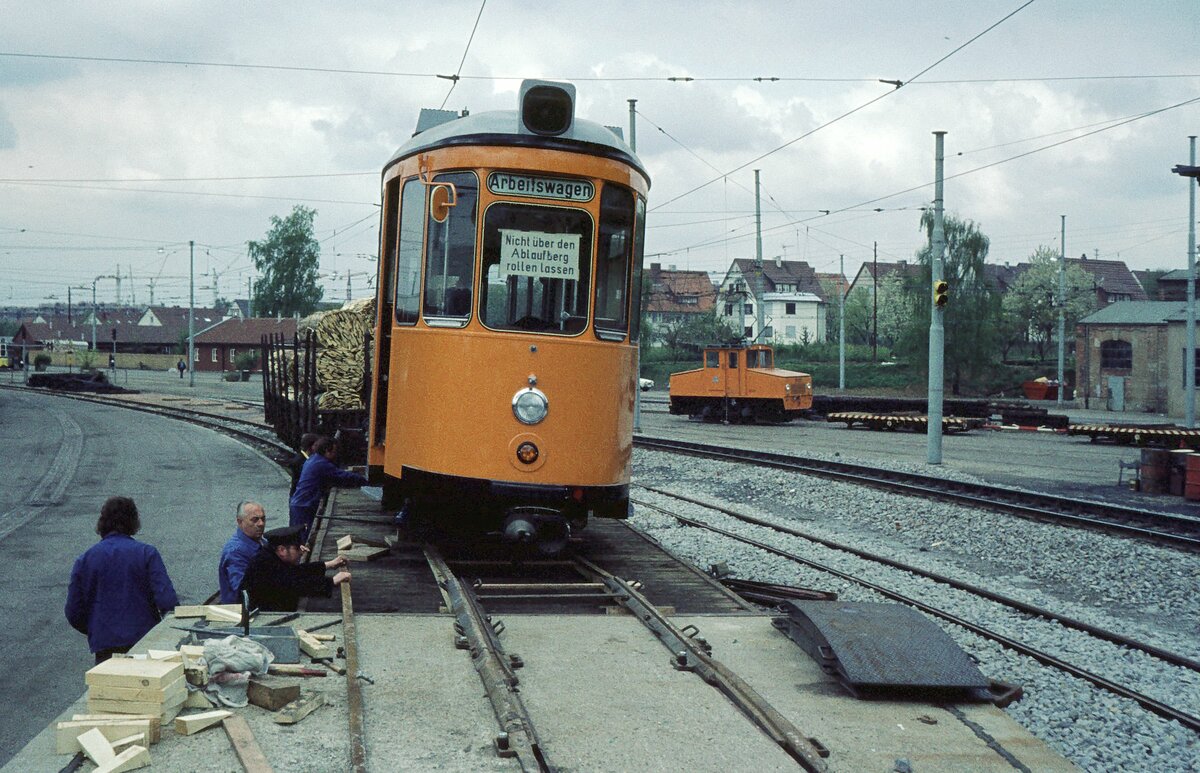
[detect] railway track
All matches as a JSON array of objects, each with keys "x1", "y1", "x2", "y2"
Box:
[
  {"x1": 632, "y1": 485, "x2": 1200, "y2": 735},
  {"x1": 634, "y1": 435, "x2": 1200, "y2": 552}
]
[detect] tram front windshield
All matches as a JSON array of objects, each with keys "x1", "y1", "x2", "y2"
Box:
[{"x1": 480, "y1": 203, "x2": 594, "y2": 334}]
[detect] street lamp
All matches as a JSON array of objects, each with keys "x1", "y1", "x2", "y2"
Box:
[{"x1": 1172, "y1": 141, "x2": 1199, "y2": 427}]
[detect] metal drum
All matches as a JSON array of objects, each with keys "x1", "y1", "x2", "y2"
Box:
[{"x1": 1140, "y1": 448, "x2": 1171, "y2": 494}]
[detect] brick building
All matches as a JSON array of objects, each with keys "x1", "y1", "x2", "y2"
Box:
[{"x1": 192, "y1": 317, "x2": 297, "y2": 372}]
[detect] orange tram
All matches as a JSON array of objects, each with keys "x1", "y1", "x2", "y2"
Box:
[{"x1": 367, "y1": 81, "x2": 649, "y2": 552}]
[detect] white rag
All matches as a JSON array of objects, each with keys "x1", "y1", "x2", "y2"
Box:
[{"x1": 202, "y1": 635, "x2": 274, "y2": 707}]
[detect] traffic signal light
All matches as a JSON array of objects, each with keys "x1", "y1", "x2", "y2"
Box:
[{"x1": 933, "y1": 280, "x2": 949, "y2": 308}]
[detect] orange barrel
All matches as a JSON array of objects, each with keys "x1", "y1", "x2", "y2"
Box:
[
  {"x1": 1169, "y1": 449, "x2": 1193, "y2": 496},
  {"x1": 1139, "y1": 448, "x2": 1171, "y2": 494},
  {"x1": 1186, "y1": 454, "x2": 1200, "y2": 500}
]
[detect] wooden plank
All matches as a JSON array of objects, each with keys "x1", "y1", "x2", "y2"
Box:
[
  {"x1": 174, "y1": 709, "x2": 232, "y2": 736},
  {"x1": 337, "y1": 545, "x2": 389, "y2": 562},
  {"x1": 86, "y1": 659, "x2": 183, "y2": 690},
  {"x1": 56, "y1": 720, "x2": 154, "y2": 754},
  {"x1": 342, "y1": 582, "x2": 366, "y2": 772},
  {"x1": 145, "y1": 649, "x2": 183, "y2": 661},
  {"x1": 247, "y1": 675, "x2": 301, "y2": 711},
  {"x1": 87, "y1": 690, "x2": 186, "y2": 718},
  {"x1": 69, "y1": 715, "x2": 160, "y2": 743},
  {"x1": 272, "y1": 692, "x2": 325, "y2": 725},
  {"x1": 108, "y1": 734, "x2": 146, "y2": 752},
  {"x1": 184, "y1": 690, "x2": 214, "y2": 709},
  {"x1": 76, "y1": 728, "x2": 115, "y2": 764},
  {"x1": 89, "y1": 675, "x2": 186, "y2": 702},
  {"x1": 223, "y1": 715, "x2": 274, "y2": 773},
  {"x1": 172, "y1": 605, "x2": 208, "y2": 618},
  {"x1": 205, "y1": 604, "x2": 244, "y2": 623},
  {"x1": 94, "y1": 745, "x2": 150, "y2": 773}
]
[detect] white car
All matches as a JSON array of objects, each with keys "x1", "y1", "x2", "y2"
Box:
[{"x1": 639, "y1": 377, "x2": 654, "y2": 392}]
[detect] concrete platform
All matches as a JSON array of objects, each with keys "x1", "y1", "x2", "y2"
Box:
[{"x1": 7, "y1": 610, "x2": 1077, "y2": 771}]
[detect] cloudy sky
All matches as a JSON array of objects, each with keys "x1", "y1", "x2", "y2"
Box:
[{"x1": 1, "y1": 1, "x2": 1197, "y2": 308}]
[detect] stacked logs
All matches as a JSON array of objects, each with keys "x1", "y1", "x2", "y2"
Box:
[{"x1": 300, "y1": 298, "x2": 375, "y2": 410}]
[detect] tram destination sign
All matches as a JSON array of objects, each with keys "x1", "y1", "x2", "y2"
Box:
[
  {"x1": 499, "y1": 229, "x2": 580, "y2": 281},
  {"x1": 488, "y1": 172, "x2": 594, "y2": 202}
]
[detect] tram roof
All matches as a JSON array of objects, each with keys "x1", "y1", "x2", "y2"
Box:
[{"x1": 385, "y1": 109, "x2": 650, "y2": 186}]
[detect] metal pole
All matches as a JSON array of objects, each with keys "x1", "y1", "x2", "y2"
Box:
[
  {"x1": 629, "y1": 99, "x2": 642, "y2": 434},
  {"x1": 838, "y1": 254, "x2": 845, "y2": 390},
  {"x1": 1057, "y1": 215, "x2": 1066, "y2": 407},
  {"x1": 927, "y1": 132, "x2": 947, "y2": 465},
  {"x1": 189, "y1": 240, "x2": 195, "y2": 388},
  {"x1": 1187, "y1": 136, "x2": 1197, "y2": 428},
  {"x1": 753, "y1": 169, "x2": 763, "y2": 341},
  {"x1": 872, "y1": 241, "x2": 878, "y2": 361},
  {"x1": 91, "y1": 280, "x2": 97, "y2": 353}
]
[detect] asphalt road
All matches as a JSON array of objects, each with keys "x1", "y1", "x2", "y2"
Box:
[{"x1": 0, "y1": 388, "x2": 291, "y2": 766}]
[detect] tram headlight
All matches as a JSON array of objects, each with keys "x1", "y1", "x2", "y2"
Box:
[{"x1": 512, "y1": 387, "x2": 549, "y2": 425}]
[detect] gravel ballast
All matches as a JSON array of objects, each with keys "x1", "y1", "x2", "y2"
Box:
[{"x1": 631, "y1": 447, "x2": 1200, "y2": 773}]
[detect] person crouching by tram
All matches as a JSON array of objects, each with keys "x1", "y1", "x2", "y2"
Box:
[
  {"x1": 288, "y1": 435, "x2": 368, "y2": 541},
  {"x1": 240, "y1": 525, "x2": 350, "y2": 611}
]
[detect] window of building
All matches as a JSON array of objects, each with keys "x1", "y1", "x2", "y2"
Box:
[
  {"x1": 229, "y1": 348, "x2": 236, "y2": 360},
  {"x1": 1100, "y1": 339, "x2": 1132, "y2": 369},
  {"x1": 786, "y1": 325, "x2": 796, "y2": 338},
  {"x1": 192, "y1": 349, "x2": 198, "y2": 362},
  {"x1": 763, "y1": 325, "x2": 773, "y2": 338},
  {"x1": 744, "y1": 326, "x2": 753, "y2": 339},
  {"x1": 1182, "y1": 348, "x2": 1200, "y2": 388},
  {"x1": 680, "y1": 295, "x2": 698, "y2": 305},
  {"x1": 785, "y1": 302, "x2": 796, "y2": 315},
  {"x1": 724, "y1": 303, "x2": 733, "y2": 316},
  {"x1": 744, "y1": 304, "x2": 753, "y2": 315},
  {"x1": 211, "y1": 348, "x2": 218, "y2": 363}
]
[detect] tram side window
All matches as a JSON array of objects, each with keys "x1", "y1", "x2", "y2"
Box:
[
  {"x1": 706, "y1": 350, "x2": 719, "y2": 368},
  {"x1": 423, "y1": 172, "x2": 478, "y2": 323},
  {"x1": 594, "y1": 185, "x2": 635, "y2": 341},
  {"x1": 394, "y1": 178, "x2": 425, "y2": 325},
  {"x1": 480, "y1": 203, "x2": 593, "y2": 335},
  {"x1": 728, "y1": 352, "x2": 738, "y2": 369}
]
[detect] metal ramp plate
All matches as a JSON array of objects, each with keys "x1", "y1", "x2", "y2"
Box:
[{"x1": 776, "y1": 600, "x2": 991, "y2": 700}]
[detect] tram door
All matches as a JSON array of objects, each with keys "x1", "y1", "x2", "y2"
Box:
[{"x1": 725, "y1": 349, "x2": 744, "y2": 398}]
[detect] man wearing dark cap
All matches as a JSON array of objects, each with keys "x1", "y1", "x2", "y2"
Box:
[{"x1": 239, "y1": 525, "x2": 350, "y2": 611}]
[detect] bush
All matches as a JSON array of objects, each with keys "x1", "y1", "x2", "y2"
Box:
[
  {"x1": 33, "y1": 353, "x2": 52, "y2": 371},
  {"x1": 233, "y1": 351, "x2": 258, "y2": 371}
]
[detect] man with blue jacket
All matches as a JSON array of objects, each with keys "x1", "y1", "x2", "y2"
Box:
[
  {"x1": 65, "y1": 496, "x2": 179, "y2": 663},
  {"x1": 289, "y1": 435, "x2": 368, "y2": 541},
  {"x1": 218, "y1": 501, "x2": 267, "y2": 604}
]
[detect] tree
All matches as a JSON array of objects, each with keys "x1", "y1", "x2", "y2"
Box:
[
  {"x1": 661, "y1": 310, "x2": 739, "y2": 353},
  {"x1": 248, "y1": 205, "x2": 324, "y2": 318},
  {"x1": 898, "y1": 212, "x2": 1000, "y2": 394},
  {"x1": 1001, "y1": 245, "x2": 1097, "y2": 360}
]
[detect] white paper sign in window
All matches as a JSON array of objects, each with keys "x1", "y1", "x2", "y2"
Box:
[{"x1": 499, "y1": 230, "x2": 580, "y2": 281}]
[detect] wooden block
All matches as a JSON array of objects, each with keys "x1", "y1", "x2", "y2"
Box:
[
  {"x1": 172, "y1": 605, "x2": 207, "y2": 618},
  {"x1": 308, "y1": 633, "x2": 335, "y2": 642},
  {"x1": 89, "y1": 675, "x2": 185, "y2": 703},
  {"x1": 336, "y1": 534, "x2": 354, "y2": 550},
  {"x1": 247, "y1": 675, "x2": 301, "y2": 711},
  {"x1": 69, "y1": 715, "x2": 160, "y2": 744},
  {"x1": 184, "y1": 690, "x2": 213, "y2": 709},
  {"x1": 88, "y1": 689, "x2": 186, "y2": 718},
  {"x1": 146, "y1": 649, "x2": 183, "y2": 661},
  {"x1": 298, "y1": 632, "x2": 334, "y2": 660},
  {"x1": 57, "y1": 720, "x2": 152, "y2": 754},
  {"x1": 205, "y1": 604, "x2": 243, "y2": 623},
  {"x1": 94, "y1": 744, "x2": 150, "y2": 773},
  {"x1": 223, "y1": 715, "x2": 272, "y2": 773},
  {"x1": 86, "y1": 659, "x2": 184, "y2": 690},
  {"x1": 337, "y1": 545, "x2": 388, "y2": 562},
  {"x1": 77, "y1": 728, "x2": 115, "y2": 764},
  {"x1": 273, "y1": 692, "x2": 325, "y2": 725},
  {"x1": 179, "y1": 644, "x2": 206, "y2": 658},
  {"x1": 109, "y1": 733, "x2": 146, "y2": 752},
  {"x1": 174, "y1": 709, "x2": 232, "y2": 736}
]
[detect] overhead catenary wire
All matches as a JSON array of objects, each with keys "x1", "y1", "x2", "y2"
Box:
[{"x1": 438, "y1": 0, "x2": 488, "y2": 110}]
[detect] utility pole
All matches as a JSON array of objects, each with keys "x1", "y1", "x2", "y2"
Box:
[
  {"x1": 91, "y1": 278, "x2": 97, "y2": 352},
  {"x1": 210, "y1": 267, "x2": 222, "y2": 307},
  {"x1": 629, "y1": 98, "x2": 642, "y2": 434},
  {"x1": 872, "y1": 241, "x2": 878, "y2": 361},
  {"x1": 114, "y1": 264, "x2": 122, "y2": 306},
  {"x1": 927, "y1": 131, "x2": 947, "y2": 465},
  {"x1": 147, "y1": 278, "x2": 157, "y2": 306},
  {"x1": 1187, "y1": 137, "x2": 1198, "y2": 428},
  {"x1": 129, "y1": 265, "x2": 136, "y2": 306},
  {"x1": 1057, "y1": 216, "x2": 1066, "y2": 407},
  {"x1": 346, "y1": 271, "x2": 352, "y2": 303},
  {"x1": 753, "y1": 169, "x2": 763, "y2": 341},
  {"x1": 189, "y1": 240, "x2": 195, "y2": 388},
  {"x1": 838, "y1": 254, "x2": 846, "y2": 390},
  {"x1": 248, "y1": 277, "x2": 254, "y2": 317}
]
